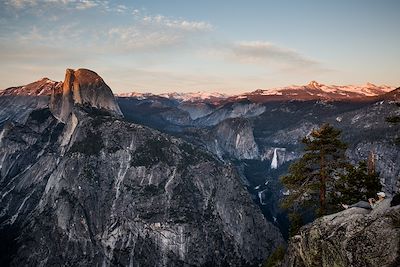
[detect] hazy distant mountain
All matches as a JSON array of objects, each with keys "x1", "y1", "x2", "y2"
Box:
[
  {"x1": 116, "y1": 81, "x2": 394, "y2": 103},
  {"x1": 229, "y1": 81, "x2": 394, "y2": 102},
  {"x1": 117, "y1": 91, "x2": 230, "y2": 103},
  {"x1": 3, "y1": 79, "x2": 393, "y2": 102}
]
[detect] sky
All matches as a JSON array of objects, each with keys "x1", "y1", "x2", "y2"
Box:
[{"x1": 0, "y1": 0, "x2": 399, "y2": 94}]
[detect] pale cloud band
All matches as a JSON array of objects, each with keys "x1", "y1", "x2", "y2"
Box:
[
  {"x1": 203, "y1": 40, "x2": 321, "y2": 74},
  {"x1": 232, "y1": 41, "x2": 318, "y2": 68},
  {"x1": 142, "y1": 15, "x2": 213, "y2": 31},
  {"x1": 6, "y1": 0, "x2": 121, "y2": 11},
  {"x1": 108, "y1": 14, "x2": 213, "y2": 50}
]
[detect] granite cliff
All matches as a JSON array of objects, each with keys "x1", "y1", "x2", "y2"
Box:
[
  {"x1": 117, "y1": 88, "x2": 400, "y2": 237},
  {"x1": 50, "y1": 68, "x2": 122, "y2": 122},
  {"x1": 0, "y1": 69, "x2": 284, "y2": 266}
]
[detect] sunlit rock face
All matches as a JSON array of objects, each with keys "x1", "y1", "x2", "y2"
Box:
[
  {"x1": 0, "y1": 78, "x2": 60, "y2": 126},
  {"x1": 0, "y1": 78, "x2": 58, "y2": 97},
  {"x1": 282, "y1": 200, "x2": 400, "y2": 267},
  {"x1": 0, "y1": 69, "x2": 122, "y2": 127},
  {"x1": 50, "y1": 68, "x2": 122, "y2": 122},
  {"x1": 0, "y1": 69, "x2": 284, "y2": 266}
]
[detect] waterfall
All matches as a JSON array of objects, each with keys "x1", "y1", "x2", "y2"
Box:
[
  {"x1": 235, "y1": 133, "x2": 241, "y2": 148},
  {"x1": 271, "y1": 148, "x2": 278, "y2": 169},
  {"x1": 0, "y1": 128, "x2": 4, "y2": 145},
  {"x1": 258, "y1": 189, "x2": 268, "y2": 205}
]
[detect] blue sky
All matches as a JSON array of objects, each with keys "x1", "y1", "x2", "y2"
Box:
[{"x1": 0, "y1": 0, "x2": 399, "y2": 94}]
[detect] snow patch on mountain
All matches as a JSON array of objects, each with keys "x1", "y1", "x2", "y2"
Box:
[
  {"x1": 117, "y1": 92, "x2": 153, "y2": 100},
  {"x1": 116, "y1": 91, "x2": 230, "y2": 102},
  {"x1": 243, "y1": 81, "x2": 394, "y2": 99},
  {"x1": 159, "y1": 92, "x2": 230, "y2": 102}
]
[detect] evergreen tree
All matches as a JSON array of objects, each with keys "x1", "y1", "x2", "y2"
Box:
[
  {"x1": 331, "y1": 161, "x2": 381, "y2": 211},
  {"x1": 280, "y1": 123, "x2": 348, "y2": 234}
]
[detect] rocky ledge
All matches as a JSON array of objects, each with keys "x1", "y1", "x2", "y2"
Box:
[{"x1": 282, "y1": 199, "x2": 400, "y2": 267}]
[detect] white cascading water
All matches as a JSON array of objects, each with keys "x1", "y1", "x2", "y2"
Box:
[{"x1": 271, "y1": 148, "x2": 278, "y2": 169}]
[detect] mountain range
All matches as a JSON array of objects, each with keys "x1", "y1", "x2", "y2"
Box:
[
  {"x1": 2, "y1": 77, "x2": 393, "y2": 101},
  {"x1": 0, "y1": 70, "x2": 399, "y2": 266},
  {"x1": 115, "y1": 80, "x2": 394, "y2": 102},
  {"x1": 115, "y1": 79, "x2": 400, "y2": 237}
]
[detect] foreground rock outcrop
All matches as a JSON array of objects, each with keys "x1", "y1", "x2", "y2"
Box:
[
  {"x1": 0, "y1": 68, "x2": 284, "y2": 266},
  {"x1": 282, "y1": 200, "x2": 400, "y2": 267}
]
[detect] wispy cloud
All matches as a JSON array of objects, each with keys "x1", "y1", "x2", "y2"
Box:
[
  {"x1": 5, "y1": 22, "x2": 86, "y2": 45},
  {"x1": 75, "y1": 0, "x2": 98, "y2": 10},
  {"x1": 6, "y1": 0, "x2": 37, "y2": 9},
  {"x1": 101, "y1": 67, "x2": 236, "y2": 94},
  {"x1": 6, "y1": 0, "x2": 118, "y2": 12},
  {"x1": 230, "y1": 41, "x2": 319, "y2": 70},
  {"x1": 142, "y1": 15, "x2": 213, "y2": 32},
  {"x1": 107, "y1": 27, "x2": 181, "y2": 50},
  {"x1": 115, "y1": 4, "x2": 127, "y2": 13},
  {"x1": 107, "y1": 14, "x2": 213, "y2": 51},
  {"x1": 3, "y1": 1, "x2": 213, "y2": 51}
]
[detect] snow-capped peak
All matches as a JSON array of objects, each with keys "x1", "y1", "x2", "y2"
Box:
[
  {"x1": 240, "y1": 81, "x2": 395, "y2": 100},
  {"x1": 116, "y1": 92, "x2": 154, "y2": 100},
  {"x1": 116, "y1": 91, "x2": 230, "y2": 102},
  {"x1": 158, "y1": 92, "x2": 230, "y2": 102},
  {"x1": 308, "y1": 80, "x2": 322, "y2": 89}
]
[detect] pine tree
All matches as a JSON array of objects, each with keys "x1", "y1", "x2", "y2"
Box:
[
  {"x1": 280, "y1": 123, "x2": 348, "y2": 234},
  {"x1": 331, "y1": 161, "x2": 381, "y2": 210}
]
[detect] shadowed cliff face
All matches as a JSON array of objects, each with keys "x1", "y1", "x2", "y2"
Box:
[
  {"x1": 0, "y1": 69, "x2": 284, "y2": 266},
  {"x1": 50, "y1": 68, "x2": 122, "y2": 122},
  {"x1": 117, "y1": 92, "x2": 400, "y2": 230}
]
